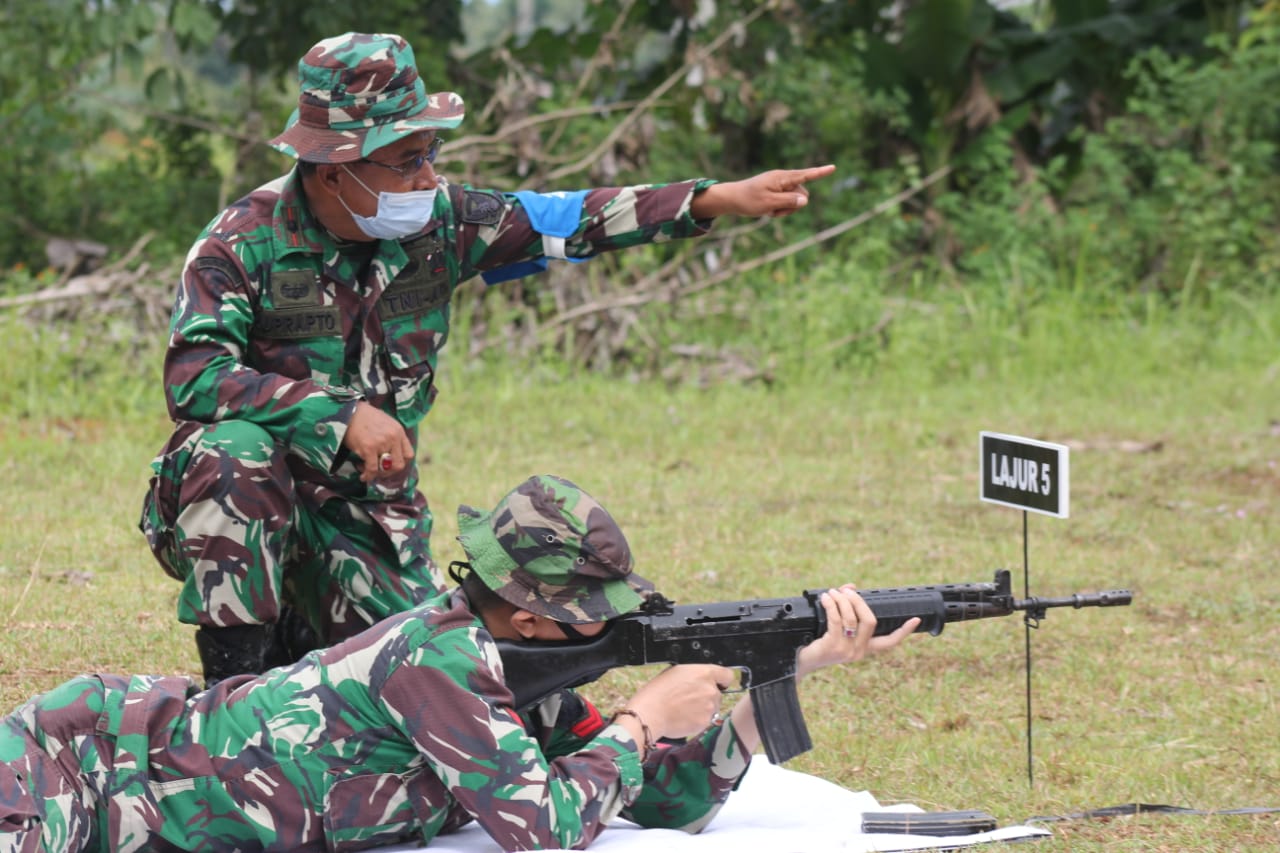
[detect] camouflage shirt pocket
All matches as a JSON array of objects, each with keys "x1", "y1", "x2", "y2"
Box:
[
  {"x1": 378, "y1": 250, "x2": 452, "y2": 372},
  {"x1": 254, "y1": 269, "x2": 342, "y2": 342},
  {"x1": 249, "y1": 268, "x2": 346, "y2": 384},
  {"x1": 322, "y1": 767, "x2": 449, "y2": 852}
]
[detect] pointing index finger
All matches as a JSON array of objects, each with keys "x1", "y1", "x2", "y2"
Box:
[{"x1": 791, "y1": 164, "x2": 836, "y2": 185}]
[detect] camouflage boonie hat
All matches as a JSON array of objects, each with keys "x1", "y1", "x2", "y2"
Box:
[
  {"x1": 457, "y1": 475, "x2": 653, "y2": 623},
  {"x1": 269, "y1": 32, "x2": 465, "y2": 163}
]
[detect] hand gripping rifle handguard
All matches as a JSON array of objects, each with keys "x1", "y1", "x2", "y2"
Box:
[{"x1": 496, "y1": 569, "x2": 1131, "y2": 764}]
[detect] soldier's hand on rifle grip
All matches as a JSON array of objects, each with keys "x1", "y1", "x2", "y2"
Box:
[
  {"x1": 625, "y1": 664, "x2": 736, "y2": 741},
  {"x1": 796, "y1": 586, "x2": 921, "y2": 678}
]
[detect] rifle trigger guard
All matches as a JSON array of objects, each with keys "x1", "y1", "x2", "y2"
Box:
[{"x1": 721, "y1": 665, "x2": 748, "y2": 695}]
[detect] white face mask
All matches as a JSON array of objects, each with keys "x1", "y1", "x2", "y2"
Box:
[{"x1": 339, "y1": 165, "x2": 437, "y2": 240}]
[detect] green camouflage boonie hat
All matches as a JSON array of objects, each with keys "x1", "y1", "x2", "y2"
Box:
[
  {"x1": 268, "y1": 32, "x2": 465, "y2": 164},
  {"x1": 457, "y1": 475, "x2": 653, "y2": 623}
]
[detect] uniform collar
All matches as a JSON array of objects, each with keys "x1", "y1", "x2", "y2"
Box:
[
  {"x1": 270, "y1": 167, "x2": 415, "y2": 289},
  {"x1": 271, "y1": 167, "x2": 330, "y2": 257}
]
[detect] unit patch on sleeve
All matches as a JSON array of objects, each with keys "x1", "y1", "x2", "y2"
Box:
[{"x1": 460, "y1": 190, "x2": 505, "y2": 226}]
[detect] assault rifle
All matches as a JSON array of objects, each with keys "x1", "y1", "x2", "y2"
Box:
[{"x1": 497, "y1": 569, "x2": 1131, "y2": 764}]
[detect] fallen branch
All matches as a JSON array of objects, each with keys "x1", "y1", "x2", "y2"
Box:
[
  {"x1": 0, "y1": 233, "x2": 157, "y2": 309},
  {"x1": 532, "y1": 0, "x2": 782, "y2": 187}
]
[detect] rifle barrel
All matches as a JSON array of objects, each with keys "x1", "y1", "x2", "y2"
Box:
[{"x1": 1013, "y1": 590, "x2": 1133, "y2": 610}]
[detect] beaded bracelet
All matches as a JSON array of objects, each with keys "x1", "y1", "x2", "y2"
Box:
[{"x1": 611, "y1": 708, "x2": 656, "y2": 754}]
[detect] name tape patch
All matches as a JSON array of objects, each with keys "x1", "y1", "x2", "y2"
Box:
[
  {"x1": 378, "y1": 275, "x2": 451, "y2": 320},
  {"x1": 255, "y1": 307, "x2": 341, "y2": 340}
]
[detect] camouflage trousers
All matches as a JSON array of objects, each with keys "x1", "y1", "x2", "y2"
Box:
[
  {"x1": 1, "y1": 679, "x2": 106, "y2": 853},
  {"x1": 0, "y1": 674, "x2": 270, "y2": 853},
  {"x1": 138, "y1": 419, "x2": 444, "y2": 643}
]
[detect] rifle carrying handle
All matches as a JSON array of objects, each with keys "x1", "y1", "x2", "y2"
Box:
[{"x1": 749, "y1": 676, "x2": 812, "y2": 764}]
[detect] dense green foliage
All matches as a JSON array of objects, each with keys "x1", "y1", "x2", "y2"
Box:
[
  {"x1": 0, "y1": 0, "x2": 461, "y2": 268},
  {"x1": 0, "y1": 0, "x2": 1277, "y2": 375}
]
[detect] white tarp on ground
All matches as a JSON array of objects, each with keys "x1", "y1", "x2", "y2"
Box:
[{"x1": 381, "y1": 758, "x2": 1050, "y2": 853}]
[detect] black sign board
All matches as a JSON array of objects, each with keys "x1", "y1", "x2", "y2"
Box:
[{"x1": 979, "y1": 431, "x2": 1069, "y2": 518}]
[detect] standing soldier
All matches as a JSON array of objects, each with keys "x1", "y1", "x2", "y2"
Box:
[{"x1": 138, "y1": 31, "x2": 836, "y2": 686}]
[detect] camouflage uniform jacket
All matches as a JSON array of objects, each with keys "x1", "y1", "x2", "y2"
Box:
[
  {"x1": 1, "y1": 589, "x2": 752, "y2": 852},
  {"x1": 158, "y1": 171, "x2": 716, "y2": 540}
]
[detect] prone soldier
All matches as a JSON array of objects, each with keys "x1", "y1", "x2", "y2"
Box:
[{"x1": 9, "y1": 475, "x2": 914, "y2": 852}]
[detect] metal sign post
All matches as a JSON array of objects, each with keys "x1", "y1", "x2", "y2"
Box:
[{"x1": 978, "y1": 431, "x2": 1070, "y2": 786}]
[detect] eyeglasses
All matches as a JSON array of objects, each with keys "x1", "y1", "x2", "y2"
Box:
[{"x1": 364, "y1": 136, "x2": 443, "y2": 178}]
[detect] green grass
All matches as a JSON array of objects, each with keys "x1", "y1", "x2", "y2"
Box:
[{"x1": 1, "y1": 290, "x2": 1278, "y2": 850}]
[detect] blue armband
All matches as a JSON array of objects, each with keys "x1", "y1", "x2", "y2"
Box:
[{"x1": 481, "y1": 190, "x2": 592, "y2": 285}]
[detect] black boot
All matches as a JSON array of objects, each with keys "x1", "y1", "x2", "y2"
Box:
[
  {"x1": 194, "y1": 624, "x2": 270, "y2": 689},
  {"x1": 263, "y1": 605, "x2": 322, "y2": 670}
]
